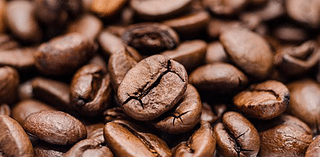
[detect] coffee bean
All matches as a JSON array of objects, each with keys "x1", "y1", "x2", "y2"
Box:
[
  {"x1": 117, "y1": 55, "x2": 188, "y2": 121},
  {"x1": 103, "y1": 107, "x2": 129, "y2": 123},
  {"x1": 122, "y1": 23, "x2": 180, "y2": 54},
  {"x1": 87, "y1": 125, "x2": 105, "y2": 144},
  {"x1": 189, "y1": 62, "x2": 248, "y2": 93},
  {"x1": 306, "y1": 135, "x2": 320, "y2": 157},
  {"x1": 205, "y1": 41, "x2": 229, "y2": 64},
  {"x1": 33, "y1": 140, "x2": 69, "y2": 157},
  {"x1": 201, "y1": 102, "x2": 227, "y2": 124},
  {"x1": 12, "y1": 99, "x2": 54, "y2": 125},
  {"x1": 64, "y1": 139, "x2": 113, "y2": 157},
  {"x1": 152, "y1": 84, "x2": 202, "y2": 134},
  {"x1": 0, "y1": 47, "x2": 35, "y2": 71},
  {"x1": 70, "y1": 64, "x2": 112, "y2": 116},
  {"x1": 220, "y1": 28, "x2": 273, "y2": 80},
  {"x1": 130, "y1": 0, "x2": 192, "y2": 20},
  {"x1": 207, "y1": 18, "x2": 242, "y2": 39},
  {"x1": 0, "y1": 66, "x2": 19, "y2": 105},
  {"x1": 286, "y1": 79, "x2": 320, "y2": 134},
  {"x1": 0, "y1": 115, "x2": 34, "y2": 157},
  {"x1": 173, "y1": 121, "x2": 216, "y2": 157},
  {"x1": 258, "y1": 115, "x2": 313, "y2": 156},
  {"x1": 34, "y1": 33, "x2": 96, "y2": 75},
  {"x1": 161, "y1": 40, "x2": 207, "y2": 71},
  {"x1": 0, "y1": 0, "x2": 5, "y2": 34},
  {"x1": 272, "y1": 25, "x2": 309, "y2": 44},
  {"x1": 66, "y1": 14, "x2": 103, "y2": 40},
  {"x1": 0, "y1": 34, "x2": 20, "y2": 51},
  {"x1": 6, "y1": 1, "x2": 42, "y2": 43},
  {"x1": 104, "y1": 119, "x2": 172, "y2": 157},
  {"x1": 214, "y1": 111, "x2": 260, "y2": 157},
  {"x1": 233, "y1": 80, "x2": 290, "y2": 120},
  {"x1": 23, "y1": 110, "x2": 87, "y2": 145},
  {"x1": 203, "y1": 0, "x2": 248, "y2": 16},
  {"x1": 18, "y1": 80, "x2": 33, "y2": 101},
  {"x1": 91, "y1": 0, "x2": 126, "y2": 18},
  {"x1": 0, "y1": 104, "x2": 10, "y2": 116}
]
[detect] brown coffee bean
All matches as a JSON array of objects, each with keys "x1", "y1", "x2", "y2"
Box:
[
  {"x1": 70, "y1": 64, "x2": 112, "y2": 116},
  {"x1": 152, "y1": 84, "x2": 202, "y2": 134},
  {"x1": 0, "y1": 66, "x2": 19, "y2": 105},
  {"x1": 286, "y1": 79, "x2": 320, "y2": 133},
  {"x1": 103, "y1": 107, "x2": 129, "y2": 122},
  {"x1": 23, "y1": 110, "x2": 87, "y2": 145},
  {"x1": 0, "y1": 47, "x2": 35, "y2": 71},
  {"x1": 306, "y1": 135, "x2": 320, "y2": 157},
  {"x1": 161, "y1": 40, "x2": 207, "y2": 71},
  {"x1": 258, "y1": 115, "x2": 313, "y2": 157},
  {"x1": 214, "y1": 111, "x2": 260, "y2": 157},
  {"x1": 0, "y1": 104, "x2": 10, "y2": 116},
  {"x1": 32, "y1": 77, "x2": 71, "y2": 111},
  {"x1": 64, "y1": 139, "x2": 113, "y2": 157},
  {"x1": 66, "y1": 14, "x2": 103, "y2": 40},
  {"x1": 104, "y1": 119, "x2": 172, "y2": 157},
  {"x1": 220, "y1": 28, "x2": 273, "y2": 80},
  {"x1": 248, "y1": 0, "x2": 285, "y2": 22},
  {"x1": 18, "y1": 80, "x2": 33, "y2": 101},
  {"x1": 207, "y1": 18, "x2": 242, "y2": 39},
  {"x1": 130, "y1": 0, "x2": 192, "y2": 20},
  {"x1": 87, "y1": 125, "x2": 105, "y2": 144},
  {"x1": 6, "y1": 1, "x2": 42, "y2": 43},
  {"x1": 122, "y1": 23, "x2": 180, "y2": 54},
  {"x1": 203, "y1": 0, "x2": 248, "y2": 16},
  {"x1": 163, "y1": 11, "x2": 210, "y2": 37},
  {"x1": 0, "y1": 115, "x2": 34, "y2": 157},
  {"x1": 12, "y1": 99, "x2": 54, "y2": 125},
  {"x1": 91, "y1": 0, "x2": 126, "y2": 18},
  {"x1": 272, "y1": 25, "x2": 309, "y2": 44},
  {"x1": 34, "y1": 33, "x2": 96, "y2": 75},
  {"x1": 189, "y1": 62, "x2": 248, "y2": 93},
  {"x1": 104, "y1": 25, "x2": 126, "y2": 37},
  {"x1": 0, "y1": 0, "x2": 5, "y2": 34},
  {"x1": 173, "y1": 121, "x2": 216, "y2": 157},
  {"x1": 274, "y1": 40, "x2": 320, "y2": 76},
  {"x1": 108, "y1": 50, "x2": 137, "y2": 92},
  {"x1": 117, "y1": 55, "x2": 188, "y2": 121},
  {"x1": 205, "y1": 41, "x2": 229, "y2": 64},
  {"x1": 0, "y1": 34, "x2": 20, "y2": 51},
  {"x1": 234, "y1": 80, "x2": 289, "y2": 120},
  {"x1": 201, "y1": 102, "x2": 227, "y2": 124}
]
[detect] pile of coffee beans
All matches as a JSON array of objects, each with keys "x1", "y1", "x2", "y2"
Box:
[{"x1": 1, "y1": 0, "x2": 320, "y2": 156}]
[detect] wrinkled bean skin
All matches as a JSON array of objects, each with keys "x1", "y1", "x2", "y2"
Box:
[
  {"x1": 70, "y1": 64, "x2": 112, "y2": 116},
  {"x1": 118, "y1": 55, "x2": 188, "y2": 121},
  {"x1": 173, "y1": 121, "x2": 216, "y2": 157},
  {"x1": 0, "y1": 66, "x2": 19, "y2": 105},
  {"x1": 23, "y1": 110, "x2": 87, "y2": 145},
  {"x1": 152, "y1": 84, "x2": 202, "y2": 134},
  {"x1": 34, "y1": 33, "x2": 95, "y2": 75},
  {"x1": 0, "y1": 115, "x2": 34, "y2": 157},
  {"x1": 104, "y1": 120, "x2": 172, "y2": 157},
  {"x1": 214, "y1": 112, "x2": 260, "y2": 157},
  {"x1": 306, "y1": 135, "x2": 320, "y2": 157}
]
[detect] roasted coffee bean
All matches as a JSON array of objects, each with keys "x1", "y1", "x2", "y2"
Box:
[
  {"x1": 6, "y1": 1, "x2": 42, "y2": 43},
  {"x1": 66, "y1": 14, "x2": 103, "y2": 40},
  {"x1": 103, "y1": 107, "x2": 129, "y2": 122},
  {"x1": 152, "y1": 84, "x2": 202, "y2": 134},
  {"x1": 0, "y1": 48, "x2": 35, "y2": 71},
  {"x1": 274, "y1": 40, "x2": 320, "y2": 76},
  {"x1": 34, "y1": 33, "x2": 95, "y2": 75},
  {"x1": 70, "y1": 64, "x2": 112, "y2": 116},
  {"x1": 0, "y1": 104, "x2": 10, "y2": 116},
  {"x1": 189, "y1": 62, "x2": 248, "y2": 93},
  {"x1": 104, "y1": 119, "x2": 172, "y2": 157},
  {"x1": 233, "y1": 80, "x2": 290, "y2": 120},
  {"x1": 18, "y1": 80, "x2": 33, "y2": 101},
  {"x1": 246, "y1": 0, "x2": 285, "y2": 22},
  {"x1": 0, "y1": 34, "x2": 19, "y2": 51},
  {"x1": 130, "y1": 0, "x2": 192, "y2": 20},
  {"x1": 32, "y1": 77, "x2": 72, "y2": 111},
  {"x1": 0, "y1": 66, "x2": 19, "y2": 105},
  {"x1": 91, "y1": 0, "x2": 126, "y2": 18},
  {"x1": 173, "y1": 121, "x2": 216, "y2": 157},
  {"x1": 203, "y1": 0, "x2": 248, "y2": 16},
  {"x1": 64, "y1": 139, "x2": 113, "y2": 157},
  {"x1": 108, "y1": 50, "x2": 137, "y2": 92},
  {"x1": 87, "y1": 124, "x2": 105, "y2": 144},
  {"x1": 205, "y1": 41, "x2": 229, "y2": 64},
  {"x1": 272, "y1": 25, "x2": 309, "y2": 44},
  {"x1": 0, "y1": 115, "x2": 34, "y2": 157},
  {"x1": 12, "y1": 99, "x2": 54, "y2": 125},
  {"x1": 117, "y1": 55, "x2": 188, "y2": 121},
  {"x1": 0, "y1": 0, "x2": 5, "y2": 34},
  {"x1": 122, "y1": 23, "x2": 180, "y2": 54},
  {"x1": 207, "y1": 18, "x2": 242, "y2": 39},
  {"x1": 32, "y1": 140, "x2": 69, "y2": 157},
  {"x1": 88, "y1": 54, "x2": 108, "y2": 68},
  {"x1": 161, "y1": 40, "x2": 207, "y2": 71},
  {"x1": 214, "y1": 111, "x2": 260, "y2": 157},
  {"x1": 201, "y1": 102, "x2": 227, "y2": 124},
  {"x1": 258, "y1": 115, "x2": 313, "y2": 156},
  {"x1": 306, "y1": 135, "x2": 320, "y2": 157},
  {"x1": 23, "y1": 110, "x2": 87, "y2": 145},
  {"x1": 286, "y1": 79, "x2": 320, "y2": 133},
  {"x1": 220, "y1": 28, "x2": 273, "y2": 80},
  {"x1": 163, "y1": 11, "x2": 210, "y2": 37}
]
